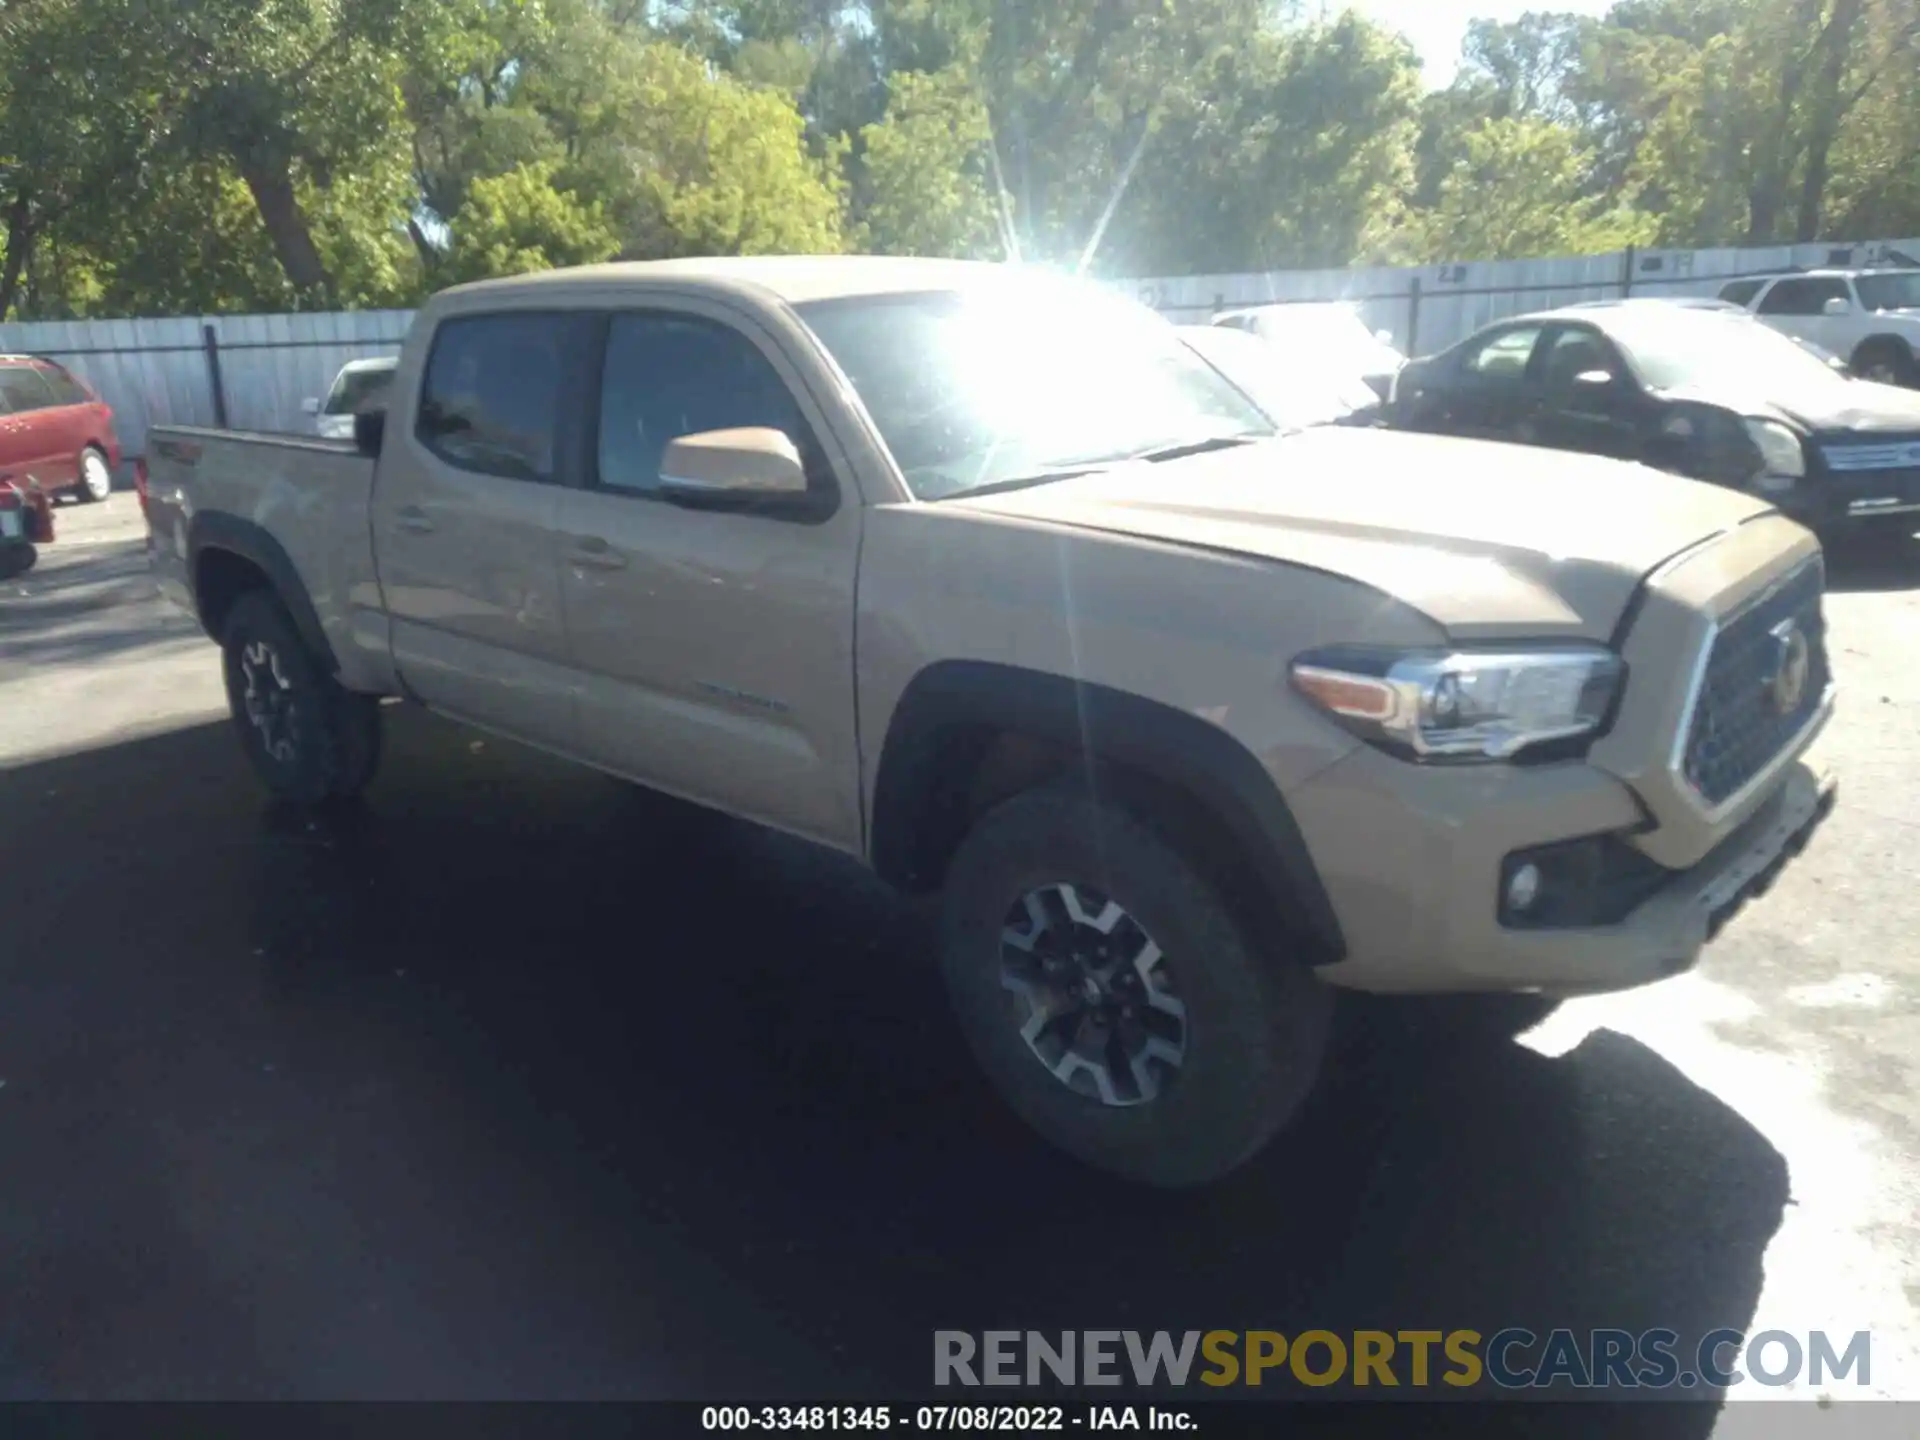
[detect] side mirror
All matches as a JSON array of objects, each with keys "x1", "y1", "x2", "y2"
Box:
[
  {"x1": 1374, "y1": 328, "x2": 1396, "y2": 346},
  {"x1": 1822, "y1": 296, "x2": 1853, "y2": 317},
  {"x1": 660, "y1": 427, "x2": 807, "y2": 506},
  {"x1": 353, "y1": 408, "x2": 386, "y2": 458},
  {"x1": 301, "y1": 397, "x2": 321, "y2": 415}
]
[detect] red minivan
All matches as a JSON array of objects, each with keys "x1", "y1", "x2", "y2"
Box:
[{"x1": 0, "y1": 355, "x2": 122, "y2": 503}]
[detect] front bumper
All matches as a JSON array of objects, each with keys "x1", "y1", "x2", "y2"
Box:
[
  {"x1": 1305, "y1": 750, "x2": 1833, "y2": 996},
  {"x1": 1294, "y1": 517, "x2": 1834, "y2": 996},
  {"x1": 1775, "y1": 469, "x2": 1920, "y2": 530}
]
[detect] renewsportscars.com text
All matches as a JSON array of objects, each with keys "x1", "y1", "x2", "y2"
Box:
[{"x1": 934, "y1": 1329, "x2": 1872, "y2": 1391}]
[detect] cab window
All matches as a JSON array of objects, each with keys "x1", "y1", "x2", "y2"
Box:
[
  {"x1": 1757, "y1": 276, "x2": 1851, "y2": 315},
  {"x1": 1464, "y1": 326, "x2": 1545, "y2": 380},
  {"x1": 416, "y1": 313, "x2": 573, "y2": 483}
]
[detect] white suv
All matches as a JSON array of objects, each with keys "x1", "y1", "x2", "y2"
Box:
[{"x1": 1720, "y1": 269, "x2": 1920, "y2": 386}]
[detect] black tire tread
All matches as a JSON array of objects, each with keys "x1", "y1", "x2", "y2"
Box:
[
  {"x1": 939, "y1": 780, "x2": 1330, "y2": 1188},
  {"x1": 220, "y1": 590, "x2": 381, "y2": 803}
]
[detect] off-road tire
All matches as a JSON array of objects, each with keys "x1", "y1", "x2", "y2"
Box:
[
  {"x1": 220, "y1": 590, "x2": 382, "y2": 804},
  {"x1": 939, "y1": 782, "x2": 1332, "y2": 1188}
]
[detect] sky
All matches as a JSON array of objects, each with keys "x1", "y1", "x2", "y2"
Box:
[{"x1": 1342, "y1": 0, "x2": 1616, "y2": 87}]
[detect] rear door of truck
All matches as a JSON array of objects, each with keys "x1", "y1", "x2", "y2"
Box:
[{"x1": 369, "y1": 308, "x2": 595, "y2": 747}]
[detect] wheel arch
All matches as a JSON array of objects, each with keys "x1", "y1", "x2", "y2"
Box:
[
  {"x1": 1850, "y1": 332, "x2": 1917, "y2": 366},
  {"x1": 869, "y1": 659, "x2": 1345, "y2": 965},
  {"x1": 187, "y1": 512, "x2": 339, "y2": 673}
]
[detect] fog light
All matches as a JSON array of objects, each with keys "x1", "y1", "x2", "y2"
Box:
[{"x1": 1506, "y1": 862, "x2": 1543, "y2": 915}]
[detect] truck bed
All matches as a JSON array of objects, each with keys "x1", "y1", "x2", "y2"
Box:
[{"x1": 145, "y1": 426, "x2": 395, "y2": 694}]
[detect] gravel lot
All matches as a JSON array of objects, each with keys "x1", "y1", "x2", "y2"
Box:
[{"x1": 1, "y1": 494, "x2": 1916, "y2": 1419}]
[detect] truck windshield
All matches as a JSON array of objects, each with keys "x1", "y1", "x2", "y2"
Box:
[
  {"x1": 1855, "y1": 272, "x2": 1920, "y2": 312},
  {"x1": 325, "y1": 364, "x2": 396, "y2": 416},
  {"x1": 796, "y1": 286, "x2": 1273, "y2": 500}
]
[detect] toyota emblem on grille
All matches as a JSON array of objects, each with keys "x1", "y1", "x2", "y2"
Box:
[{"x1": 1767, "y1": 618, "x2": 1812, "y2": 716}]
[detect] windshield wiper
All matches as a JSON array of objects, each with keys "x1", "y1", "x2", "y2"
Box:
[
  {"x1": 1126, "y1": 434, "x2": 1264, "y2": 464},
  {"x1": 940, "y1": 466, "x2": 1109, "y2": 501}
]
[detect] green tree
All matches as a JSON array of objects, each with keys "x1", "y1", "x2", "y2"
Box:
[
  {"x1": 443, "y1": 159, "x2": 618, "y2": 283},
  {"x1": 525, "y1": 32, "x2": 846, "y2": 258},
  {"x1": 856, "y1": 66, "x2": 1001, "y2": 257},
  {"x1": 1118, "y1": 12, "x2": 1423, "y2": 274},
  {"x1": 1414, "y1": 116, "x2": 1656, "y2": 261}
]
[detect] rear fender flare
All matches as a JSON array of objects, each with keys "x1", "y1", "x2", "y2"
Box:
[{"x1": 187, "y1": 512, "x2": 339, "y2": 673}]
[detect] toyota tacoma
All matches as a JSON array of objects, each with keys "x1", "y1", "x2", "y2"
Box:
[{"x1": 145, "y1": 257, "x2": 1837, "y2": 1187}]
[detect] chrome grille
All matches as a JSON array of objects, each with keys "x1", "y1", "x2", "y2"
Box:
[{"x1": 1680, "y1": 558, "x2": 1829, "y2": 810}]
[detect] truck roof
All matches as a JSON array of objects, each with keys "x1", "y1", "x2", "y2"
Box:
[{"x1": 442, "y1": 255, "x2": 1008, "y2": 307}]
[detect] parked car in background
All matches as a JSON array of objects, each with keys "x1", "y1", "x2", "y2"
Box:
[
  {"x1": 145, "y1": 256, "x2": 1834, "y2": 1187},
  {"x1": 304, "y1": 357, "x2": 398, "y2": 440},
  {"x1": 1210, "y1": 301, "x2": 1405, "y2": 400},
  {"x1": 1178, "y1": 325, "x2": 1380, "y2": 431},
  {"x1": 1718, "y1": 268, "x2": 1920, "y2": 386},
  {"x1": 0, "y1": 355, "x2": 122, "y2": 502},
  {"x1": 1388, "y1": 299, "x2": 1920, "y2": 544},
  {"x1": 0, "y1": 476, "x2": 55, "y2": 578}
]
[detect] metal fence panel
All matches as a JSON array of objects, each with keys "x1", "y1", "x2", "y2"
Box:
[
  {"x1": 1125, "y1": 234, "x2": 1920, "y2": 356},
  {"x1": 0, "y1": 308, "x2": 414, "y2": 463},
  {"x1": 4, "y1": 233, "x2": 1919, "y2": 470}
]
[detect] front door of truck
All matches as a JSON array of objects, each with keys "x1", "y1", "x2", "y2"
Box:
[
  {"x1": 371, "y1": 309, "x2": 594, "y2": 748},
  {"x1": 554, "y1": 304, "x2": 863, "y2": 853}
]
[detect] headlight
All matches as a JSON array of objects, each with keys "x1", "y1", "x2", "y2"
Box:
[
  {"x1": 1743, "y1": 418, "x2": 1806, "y2": 491},
  {"x1": 1290, "y1": 646, "x2": 1625, "y2": 761}
]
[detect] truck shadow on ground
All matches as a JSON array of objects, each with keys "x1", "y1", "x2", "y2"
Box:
[{"x1": 0, "y1": 711, "x2": 1787, "y2": 1430}]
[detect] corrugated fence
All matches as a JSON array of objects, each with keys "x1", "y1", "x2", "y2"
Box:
[
  {"x1": 4, "y1": 235, "x2": 1918, "y2": 466},
  {"x1": 0, "y1": 309, "x2": 412, "y2": 466}
]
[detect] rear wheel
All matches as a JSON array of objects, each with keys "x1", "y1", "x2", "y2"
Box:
[
  {"x1": 75, "y1": 446, "x2": 112, "y2": 503},
  {"x1": 220, "y1": 590, "x2": 382, "y2": 804},
  {"x1": 939, "y1": 782, "x2": 1332, "y2": 1187}
]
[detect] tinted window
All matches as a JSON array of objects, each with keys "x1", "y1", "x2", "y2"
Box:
[
  {"x1": 416, "y1": 314, "x2": 568, "y2": 482},
  {"x1": 1539, "y1": 327, "x2": 1621, "y2": 388},
  {"x1": 1757, "y1": 277, "x2": 1850, "y2": 315},
  {"x1": 1718, "y1": 279, "x2": 1764, "y2": 307},
  {"x1": 1464, "y1": 327, "x2": 1544, "y2": 379},
  {"x1": 1856, "y1": 272, "x2": 1920, "y2": 311},
  {"x1": 36, "y1": 364, "x2": 90, "y2": 406},
  {"x1": 325, "y1": 363, "x2": 396, "y2": 416},
  {"x1": 597, "y1": 314, "x2": 818, "y2": 497},
  {"x1": 0, "y1": 364, "x2": 58, "y2": 413}
]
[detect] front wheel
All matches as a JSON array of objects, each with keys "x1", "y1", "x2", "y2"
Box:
[
  {"x1": 221, "y1": 590, "x2": 382, "y2": 804},
  {"x1": 75, "y1": 447, "x2": 112, "y2": 503},
  {"x1": 939, "y1": 783, "x2": 1332, "y2": 1187}
]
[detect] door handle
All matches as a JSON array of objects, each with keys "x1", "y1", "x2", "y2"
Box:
[
  {"x1": 394, "y1": 505, "x2": 435, "y2": 534},
  {"x1": 568, "y1": 536, "x2": 627, "y2": 571}
]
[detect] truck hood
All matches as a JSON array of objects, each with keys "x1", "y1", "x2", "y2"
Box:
[{"x1": 951, "y1": 428, "x2": 1773, "y2": 640}]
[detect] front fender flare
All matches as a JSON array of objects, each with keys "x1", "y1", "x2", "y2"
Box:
[{"x1": 870, "y1": 660, "x2": 1344, "y2": 963}]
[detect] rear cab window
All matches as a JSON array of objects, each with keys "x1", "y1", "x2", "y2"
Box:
[
  {"x1": 1717, "y1": 279, "x2": 1765, "y2": 307},
  {"x1": 415, "y1": 313, "x2": 580, "y2": 483}
]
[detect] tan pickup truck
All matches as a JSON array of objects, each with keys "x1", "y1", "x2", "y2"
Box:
[{"x1": 145, "y1": 257, "x2": 1837, "y2": 1186}]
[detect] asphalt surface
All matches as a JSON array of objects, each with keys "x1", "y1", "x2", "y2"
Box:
[{"x1": 1, "y1": 495, "x2": 1917, "y2": 1420}]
